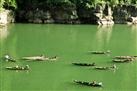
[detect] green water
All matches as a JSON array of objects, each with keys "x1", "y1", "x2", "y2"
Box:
[{"x1": 0, "y1": 24, "x2": 137, "y2": 91}]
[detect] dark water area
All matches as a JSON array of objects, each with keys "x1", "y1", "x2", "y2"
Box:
[{"x1": 0, "y1": 24, "x2": 137, "y2": 91}]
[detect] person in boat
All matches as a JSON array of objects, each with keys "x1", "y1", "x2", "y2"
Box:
[
  {"x1": 40, "y1": 54, "x2": 50, "y2": 61},
  {"x1": 91, "y1": 81, "x2": 96, "y2": 85},
  {"x1": 92, "y1": 62, "x2": 95, "y2": 66},
  {"x1": 4, "y1": 55, "x2": 15, "y2": 62},
  {"x1": 50, "y1": 56, "x2": 58, "y2": 60},
  {"x1": 91, "y1": 81, "x2": 102, "y2": 86},
  {"x1": 106, "y1": 50, "x2": 111, "y2": 53},
  {"x1": 15, "y1": 65, "x2": 19, "y2": 69},
  {"x1": 15, "y1": 65, "x2": 29, "y2": 69},
  {"x1": 40, "y1": 54, "x2": 45, "y2": 57},
  {"x1": 98, "y1": 82, "x2": 103, "y2": 86},
  {"x1": 112, "y1": 64, "x2": 117, "y2": 69},
  {"x1": 4, "y1": 55, "x2": 10, "y2": 61},
  {"x1": 25, "y1": 65, "x2": 29, "y2": 69}
]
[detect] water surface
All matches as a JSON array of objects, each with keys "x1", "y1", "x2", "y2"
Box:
[{"x1": 0, "y1": 24, "x2": 137, "y2": 91}]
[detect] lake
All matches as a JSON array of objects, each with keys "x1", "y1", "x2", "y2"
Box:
[{"x1": 0, "y1": 24, "x2": 137, "y2": 91}]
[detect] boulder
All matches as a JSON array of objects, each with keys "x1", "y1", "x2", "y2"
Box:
[{"x1": 127, "y1": 17, "x2": 137, "y2": 24}]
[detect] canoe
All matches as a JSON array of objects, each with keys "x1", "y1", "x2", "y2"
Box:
[
  {"x1": 94, "y1": 65, "x2": 116, "y2": 70},
  {"x1": 22, "y1": 56, "x2": 49, "y2": 61},
  {"x1": 6, "y1": 65, "x2": 29, "y2": 70},
  {"x1": 72, "y1": 62, "x2": 96, "y2": 66},
  {"x1": 113, "y1": 59, "x2": 133, "y2": 63},
  {"x1": 6, "y1": 67, "x2": 28, "y2": 70},
  {"x1": 88, "y1": 51, "x2": 110, "y2": 54},
  {"x1": 73, "y1": 80, "x2": 103, "y2": 87},
  {"x1": 94, "y1": 67, "x2": 110, "y2": 70},
  {"x1": 114, "y1": 56, "x2": 136, "y2": 59}
]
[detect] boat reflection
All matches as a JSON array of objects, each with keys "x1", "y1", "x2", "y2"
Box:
[
  {"x1": 0, "y1": 25, "x2": 8, "y2": 41},
  {"x1": 127, "y1": 25, "x2": 137, "y2": 54},
  {"x1": 95, "y1": 25, "x2": 113, "y2": 49}
]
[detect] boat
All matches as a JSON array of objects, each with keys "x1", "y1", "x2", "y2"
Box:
[
  {"x1": 21, "y1": 55, "x2": 49, "y2": 61},
  {"x1": 94, "y1": 67, "x2": 110, "y2": 70},
  {"x1": 114, "y1": 56, "x2": 136, "y2": 59},
  {"x1": 113, "y1": 59, "x2": 133, "y2": 63},
  {"x1": 94, "y1": 65, "x2": 116, "y2": 70},
  {"x1": 6, "y1": 65, "x2": 29, "y2": 70},
  {"x1": 73, "y1": 80, "x2": 103, "y2": 87},
  {"x1": 88, "y1": 50, "x2": 110, "y2": 54},
  {"x1": 72, "y1": 62, "x2": 96, "y2": 66}
]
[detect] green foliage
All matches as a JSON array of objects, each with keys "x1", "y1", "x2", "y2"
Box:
[
  {"x1": 0, "y1": 0, "x2": 5, "y2": 10},
  {"x1": 4, "y1": 0, "x2": 17, "y2": 9},
  {"x1": 131, "y1": 0, "x2": 137, "y2": 4},
  {"x1": 1, "y1": 0, "x2": 137, "y2": 11},
  {"x1": 109, "y1": 0, "x2": 119, "y2": 5},
  {"x1": 0, "y1": 0, "x2": 17, "y2": 10},
  {"x1": 47, "y1": 0, "x2": 70, "y2": 3}
]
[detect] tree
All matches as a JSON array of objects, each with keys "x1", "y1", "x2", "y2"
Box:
[
  {"x1": 131, "y1": 0, "x2": 137, "y2": 4},
  {"x1": 0, "y1": 0, "x2": 5, "y2": 10},
  {"x1": 0, "y1": 0, "x2": 17, "y2": 10},
  {"x1": 4, "y1": 0, "x2": 17, "y2": 10}
]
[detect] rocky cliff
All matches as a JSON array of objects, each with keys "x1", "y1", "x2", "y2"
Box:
[
  {"x1": 0, "y1": 10, "x2": 14, "y2": 26},
  {"x1": 1, "y1": 3, "x2": 137, "y2": 25}
]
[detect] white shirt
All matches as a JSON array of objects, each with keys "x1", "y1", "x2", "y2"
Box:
[{"x1": 5, "y1": 55, "x2": 10, "y2": 59}]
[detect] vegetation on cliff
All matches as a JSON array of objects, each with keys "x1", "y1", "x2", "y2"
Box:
[
  {"x1": 0, "y1": 0, "x2": 16, "y2": 11},
  {"x1": 1, "y1": 0, "x2": 137, "y2": 11},
  {"x1": 1, "y1": 0, "x2": 137, "y2": 24}
]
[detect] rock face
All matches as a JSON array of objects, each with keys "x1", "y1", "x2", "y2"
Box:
[
  {"x1": 16, "y1": 3, "x2": 79, "y2": 24},
  {"x1": 26, "y1": 10, "x2": 54, "y2": 24},
  {"x1": 0, "y1": 10, "x2": 8, "y2": 25},
  {"x1": 0, "y1": 10, "x2": 14, "y2": 25},
  {"x1": 113, "y1": 5, "x2": 128, "y2": 24},
  {"x1": 1, "y1": 3, "x2": 137, "y2": 25},
  {"x1": 97, "y1": 18, "x2": 114, "y2": 25},
  {"x1": 95, "y1": 4, "x2": 114, "y2": 25},
  {"x1": 50, "y1": 3, "x2": 79, "y2": 24},
  {"x1": 113, "y1": 5, "x2": 137, "y2": 24},
  {"x1": 127, "y1": 17, "x2": 137, "y2": 24}
]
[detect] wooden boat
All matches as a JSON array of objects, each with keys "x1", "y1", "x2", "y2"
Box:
[
  {"x1": 6, "y1": 65, "x2": 29, "y2": 70},
  {"x1": 94, "y1": 65, "x2": 116, "y2": 70},
  {"x1": 114, "y1": 56, "x2": 136, "y2": 59},
  {"x1": 21, "y1": 55, "x2": 49, "y2": 61},
  {"x1": 73, "y1": 80, "x2": 103, "y2": 87},
  {"x1": 113, "y1": 59, "x2": 133, "y2": 63},
  {"x1": 88, "y1": 50, "x2": 110, "y2": 54},
  {"x1": 94, "y1": 67, "x2": 110, "y2": 70},
  {"x1": 72, "y1": 62, "x2": 96, "y2": 66}
]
